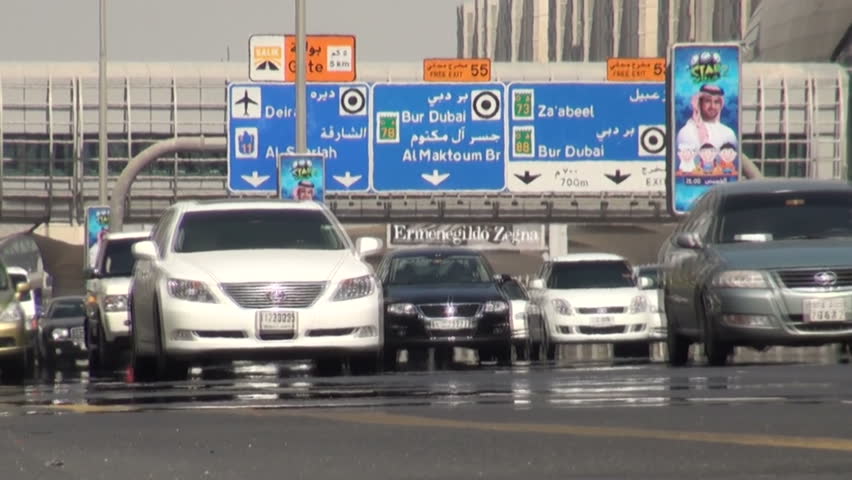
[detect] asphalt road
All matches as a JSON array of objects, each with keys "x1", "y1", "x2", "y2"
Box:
[{"x1": 1, "y1": 351, "x2": 852, "y2": 479}]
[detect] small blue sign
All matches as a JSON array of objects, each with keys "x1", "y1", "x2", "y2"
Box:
[
  {"x1": 279, "y1": 153, "x2": 326, "y2": 202},
  {"x1": 84, "y1": 205, "x2": 110, "y2": 268},
  {"x1": 227, "y1": 82, "x2": 370, "y2": 193},
  {"x1": 506, "y1": 82, "x2": 667, "y2": 163},
  {"x1": 371, "y1": 83, "x2": 506, "y2": 192}
]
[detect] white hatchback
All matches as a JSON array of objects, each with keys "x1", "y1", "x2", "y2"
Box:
[
  {"x1": 128, "y1": 199, "x2": 384, "y2": 381},
  {"x1": 527, "y1": 253, "x2": 654, "y2": 360}
]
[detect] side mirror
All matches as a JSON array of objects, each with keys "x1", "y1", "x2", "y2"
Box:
[
  {"x1": 132, "y1": 240, "x2": 159, "y2": 261},
  {"x1": 355, "y1": 236, "x2": 383, "y2": 258},
  {"x1": 675, "y1": 232, "x2": 702, "y2": 249},
  {"x1": 493, "y1": 273, "x2": 512, "y2": 283},
  {"x1": 637, "y1": 277, "x2": 654, "y2": 289},
  {"x1": 529, "y1": 278, "x2": 546, "y2": 290}
]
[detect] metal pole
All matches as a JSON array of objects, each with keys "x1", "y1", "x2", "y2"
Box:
[
  {"x1": 98, "y1": 0, "x2": 108, "y2": 205},
  {"x1": 295, "y1": 0, "x2": 307, "y2": 152}
]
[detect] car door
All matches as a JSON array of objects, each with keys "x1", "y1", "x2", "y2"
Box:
[
  {"x1": 668, "y1": 194, "x2": 716, "y2": 333},
  {"x1": 133, "y1": 210, "x2": 175, "y2": 349}
]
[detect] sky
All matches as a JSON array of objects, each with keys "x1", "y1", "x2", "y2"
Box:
[{"x1": 0, "y1": 0, "x2": 462, "y2": 62}]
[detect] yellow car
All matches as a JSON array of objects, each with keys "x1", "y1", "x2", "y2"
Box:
[{"x1": 0, "y1": 261, "x2": 36, "y2": 382}]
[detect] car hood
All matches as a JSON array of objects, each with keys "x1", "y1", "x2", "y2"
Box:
[
  {"x1": 385, "y1": 283, "x2": 504, "y2": 304},
  {"x1": 42, "y1": 316, "x2": 86, "y2": 329},
  {"x1": 546, "y1": 287, "x2": 642, "y2": 308},
  {"x1": 168, "y1": 249, "x2": 360, "y2": 283},
  {"x1": 710, "y1": 238, "x2": 852, "y2": 270}
]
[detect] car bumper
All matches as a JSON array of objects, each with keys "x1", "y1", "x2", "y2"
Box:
[
  {"x1": 547, "y1": 312, "x2": 653, "y2": 344},
  {"x1": 647, "y1": 312, "x2": 667, "y2": 340},
  {"x1": 384, "y1": 312, "x2": 512, "y2": 349},
  {"x1": 102, "y1": 310, "x2": 131, "y2": 342},
  {"x1": 705, "y1": 288, "x2": 852, "y2": 346},
  {"x1": 0, "y1": 323, "x2": 29, "y2": 358},
  {"x1": 160, "y1": 294, "x2": 382, "y2": 360},
  {"x1": 43, "y1": 339, "x2": 88, "y2": 359}
]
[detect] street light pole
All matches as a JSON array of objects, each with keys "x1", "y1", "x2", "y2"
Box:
[
  {"x1": 295, "y1": 0, "x2": 307, "y2": 152},
  {"x1": 98, "y1": 0, "x2": 108, "y2": 205}
]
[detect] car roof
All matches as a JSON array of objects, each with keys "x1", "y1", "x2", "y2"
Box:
[
  {"x1": 550, "y1": 253, "x2": 627, "y2": 263},
  {"x1": 713, "y1": 178, "x2": 852, "y2": 197},
  {"x1": 385, "y1": 246, "x2": 484, "y2": 258},
  {"x1": 172, "y1": 198, "x2": 327, "y2": 213},
  {"x1": 106, "y1": 231, "x2": 150, "y2": 241}
]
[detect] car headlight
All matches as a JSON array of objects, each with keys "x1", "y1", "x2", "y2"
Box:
[
  {"x1": 387, "y1": 302, "x2": 417, "y2": 315},
  {"x1": 0, "y1": 303, "x2": 23, "y2": 324},
  {"x1": 711, "y1": 270, "x2": 768, "y2": 289},
  {"x1": 629, "y1": 295, "x2": 648, "y2": 314},
  {"x1": 551, "y1": 298, "x2": 573, "y2": 315},
  {"x1": 332, "y1": 275, "x2": 374, "y2": 301},
  {"x1": 483, "y1": 300, "x2": 509, "y2": 313},
  {"x1": 104, "y1": 294, "x2": 128, "y2": 312},
  {"x1": 51, "y1": 328, "x2": 69, "y2": 341},
  {"x1": 166, "y1": 278, "x2": 218, "y2": 303}
]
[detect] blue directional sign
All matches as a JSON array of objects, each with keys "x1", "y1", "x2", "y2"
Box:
[
  {"x1": 227, "y1": 82, "x2": 370, "y2": 193},
  {"x1": 505, "y1": 82, "x2": 667, "y2": 193},
  {"x1": 371, "y1": 83, "x2": 506, "y2": 192}
]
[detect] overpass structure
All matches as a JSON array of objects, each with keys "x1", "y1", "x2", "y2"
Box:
[{"x1": 0, "y1": 61, "x2": 847, "y2": 224}]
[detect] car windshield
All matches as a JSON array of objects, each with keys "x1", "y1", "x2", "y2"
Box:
[
  {"x1": 9, "y1": 273, "x2": 30, "y2": 301},
  {"x1": 100, "y1": 239, "x2": 140, "y2": 277},
  {"x1": 48, "y1": 300, "x2": 86, "y2": 318},
  {"x1": 501, "y1": 280, "x2": 528, "y2": 300},
  {"x1": 719, "y1": 192, "x2": 852, "y2": 243},
  {"x1": 387, "y1": 254, "x2": 493, "y2": 285},
  {"x1": 174, "y1": 209, "x2": 347, "y2": 253},
  {"x1": 549, "y1": 261, "x2": 635, "y2": 289}
]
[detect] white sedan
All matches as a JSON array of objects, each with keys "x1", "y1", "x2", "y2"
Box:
[{"x1": 128, "y1": 199, "x2": 384, "y2": 380}]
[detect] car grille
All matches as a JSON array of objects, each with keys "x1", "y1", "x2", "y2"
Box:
[
  {"x1": 220, "y1": 282, "x2": 327, "y2": 309},
  {"x1": 418, "y1": 303, "x2": 481, "y2": 318},
  {"x1": 577, "y1": 326, "x2": 626, "y2": 335},
  {"x1": 776, "y1": 268, "x2": 852, "y2": 289},
  {"x1": 576, "y1": 306, "x2": 626, "y2": 314}
]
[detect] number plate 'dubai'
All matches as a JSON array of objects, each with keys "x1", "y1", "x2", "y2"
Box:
[{"x1": 257, "y1": 310, "x2": 297, "y2": 333}]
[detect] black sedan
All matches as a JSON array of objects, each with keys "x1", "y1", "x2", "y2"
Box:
[
  {"x1": 375, "y1": 247, "x2": 514, "y2": 369},
  {"x1": 36, "y1": 296, "x2": 88, "y2": 369}
]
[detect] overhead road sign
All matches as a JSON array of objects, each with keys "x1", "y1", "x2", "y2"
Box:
[
  {"x1": 248, "y1": 34, "x2": 356, "y2": 82},
  {"x1": 423, "y1": 58, "x2": 492, "y2": 82},
  {"x1": 506, "y1": 82, "x2": 667, "y2": 194},
  {"x1": 606, "y1": 58, "x2": 666, "y2": 82},
  {"x1": 371, "y1": 83, "x2": 506, "y2": 192},
  {"x1": 227, "y1": 82, "x2": 370, "y2": 193}
]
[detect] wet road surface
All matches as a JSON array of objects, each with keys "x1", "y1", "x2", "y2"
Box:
[{"x1": 1, "y1": 350, "x2": 852, "y2": 479}]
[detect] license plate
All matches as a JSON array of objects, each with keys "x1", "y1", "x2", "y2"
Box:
[
  {"x1": 590, "y1": 316, "x2": 614, "y2": 326},
  {"x1": 257, "y1": 310, "x2": 297, "y2": 332},
  {"x1": 803, "y1": 298, "x2": 847, "y2": 322},
  {"x1": 70, "y1": 327, "x2": 84, "y2": 340},
  {"x1": 430, "y1": 319, "x2": 473, "y2": 330}
]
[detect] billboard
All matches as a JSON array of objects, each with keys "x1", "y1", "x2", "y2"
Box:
[
  {"x1": 669, "y1": 43, "x2": 742, "y2": 215},
  {"x1": 84, "y1": 205, "x2": 110, "y2": 268},
  {"x1": 278, "y1": 153, "x2": 326, "y2": 202}
]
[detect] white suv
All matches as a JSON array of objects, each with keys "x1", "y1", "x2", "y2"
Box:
[
  {"x1": 128, "y1": 199, "x2": 384, "y2": 381},
  {"x1": 84, "y1": 230, "x2": 151, "y2": 373},
  {"x1": 527, "y1": 253, "x2": 654, "y2": 360}
]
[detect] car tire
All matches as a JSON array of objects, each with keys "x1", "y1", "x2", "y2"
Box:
[
  {"x1": 613, "y1": 341, "x2": 651, "y2": 360},
  {"x1": 665, "y1": 295, "x2": 691, "y2": 367},
  {"x1": 514, "y1": 340, "x2": 530, "y2": 362},
  {"x1": 314, "y1": 357, "x2": 344, "y2": 377},
  {"x1": 349, "y1": 353, "x2": 380, "y2": 376},
  {"x1": 700, "y1": 295, "x2": 733, "y2": 367},
  {"x1": 382, "y1": 348, "x2": 398, "y2": 371},
  {"x1": 495, "y1": 344, "x2": 513, "y2": 367}
]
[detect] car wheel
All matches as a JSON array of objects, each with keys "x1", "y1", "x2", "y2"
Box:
[
  {"x1": 514, "y1": 340, "x2": 530, "y2": 362},
  {"x1": 382, "y1": 348, "x2": 398, "y2": 372},
  {"x1": 314, "y1": 357, "x2": 344, "y2": 377},
  {"x1": 613, "y1": 341, "x2": 651, "y2": 360},
  {"x1": 151, "y1": 302, "x2": 189, "y2": 382},
  {"x1": 700, "y1": 296, "x2": 733, "y2": 366},
  {"x1": 130, "y1": 302, "x2": 158, "y2": 383},
  {"x1": 495, "y1": 344, "x2": 513, "y2": 367},
  {"x1": 97, "y1": 324, "x2": 122, "y2": 374},
  {"x1": 349, "y1": 353, "x2": 380, "y2": 376},
  {"x1": 665, "y1": 295, "x2": 691, "y2": 367}
]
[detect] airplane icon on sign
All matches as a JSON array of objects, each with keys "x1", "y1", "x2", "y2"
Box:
[{"x1": 234, "y1": 90, "x2": 258, "y2": 117}]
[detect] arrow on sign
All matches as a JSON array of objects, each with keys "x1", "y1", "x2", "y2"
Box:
[
  {"x1": 604, "y1": 169, "x2": 631, "y2": 185},
  {"x1": 333, "y1": 171, "x2": 362, "y2": 188},
  {"x1": 421, "y1": 169, "x2": 450, "y2": 186},
  {"x1": 242, "y1": 171, "x2": 271, "y2": 188},
  {"x1": 514, "y1": 170, "x2": 541, "y2": 185}
]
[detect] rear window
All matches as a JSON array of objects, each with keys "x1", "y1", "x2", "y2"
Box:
[
  {"x1": 501, "y1": 280, "x2": 528, "y2": 300},
  {"x1": 48, "y1": 300, "x2": 86, "y2": 318},
  {"x1": 719, "y1": 192, "x2": 852, "y2": 242},
  {"x1": 548, "y1": 261, "x2": 635, "y2": 289},
  {"x1": 100, "y1": 239, "x2": 140, "y2": 277}
]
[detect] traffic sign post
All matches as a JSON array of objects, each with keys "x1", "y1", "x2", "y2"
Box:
[
  {"x1": 247, "y1": 34, "x2": 356, "y2": 82},
  {"x1": 227, "y1": 82, "x2": 370, "y2": 193},
  {"x1": 278, "y1": 153, "x2": 326, "y2": 202},
  {"x1": 371, "y1": 83, "x2": 506, "y2": 192},
  {"x1": 506, "y1": 82, "x2": 667, "y2": 193}
]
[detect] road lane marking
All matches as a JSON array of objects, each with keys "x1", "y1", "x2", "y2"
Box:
[{"x1": 266, "y1": 410, "x2": 852, "y2": 453}]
